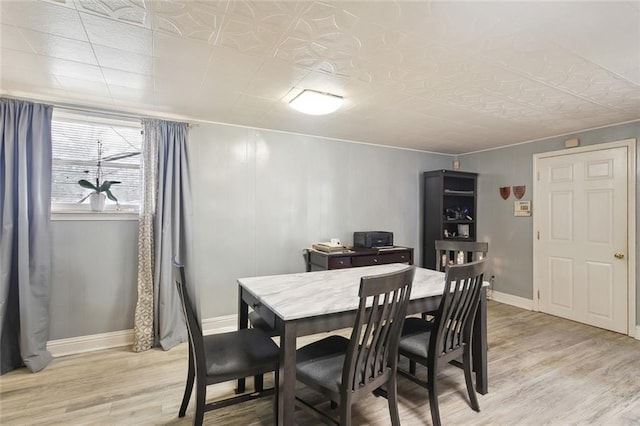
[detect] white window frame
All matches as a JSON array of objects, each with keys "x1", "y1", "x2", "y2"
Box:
[{"x1": 50, "y1": 111, "x2": 141, "y2": 221}]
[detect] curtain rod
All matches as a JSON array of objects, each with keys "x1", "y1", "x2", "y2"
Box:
[
  {"x1": 1, "y1": 94, "x2": 194, "y2": 127},
  {"x1": 55, "y1": 103, "x2": 194, "y2": 127}
]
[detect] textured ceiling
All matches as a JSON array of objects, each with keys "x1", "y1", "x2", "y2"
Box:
[{"x1": 1, "y1": 0, "x2": 639, "y2": 154}]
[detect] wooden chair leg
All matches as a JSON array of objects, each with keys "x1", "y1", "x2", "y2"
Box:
[
  {"x1": 273, "y1": 370, "x2": 279, "y2": 425},
  {"x1": 195, "y1": 377, "x2": 206, "y2": 426},
  {"x1": 236, "y1": 378, "x2": 246, "y2": 394},
  {"x1": 340, "y1": 395, "x2": 352, "y2": 426},
  {"x1": 179, "y1": 348, "x2": 195, "y2": 417},
  {"x1": 409, "y1": 360, "x2": 417, "y2": 375},
  {"x1": 427, "y1": 362, "x2": 441, "y2": 426},
  {"x1": 387, "y1": 376, "x2": 401, "y2": 426},
  {"x1": 463, "y1": 346, "x2": 480, "y2": 411},
  {"x1": 254, "y1": 374, "x2": 264, "y2": 392}
]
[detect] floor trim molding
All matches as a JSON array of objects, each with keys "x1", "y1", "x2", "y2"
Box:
[
  {"x1": 47, "y1": 329, "x2": 134, "y2": 357},
  {"x1": 46, "y1": 311, "x2": 640, "y2": 356},
  {"x1": 47, "y1": 314, "x2": 239, "y2": 357},
  {"x1": 490, "y1": 290, "x2": 534, "y2": 311},
  {"x1": 202, "y1": 314, "x2": 237, "y2": 335}
]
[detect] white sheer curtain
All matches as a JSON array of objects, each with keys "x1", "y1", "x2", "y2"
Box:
[
  {"x1": 0, "y1": 98, "x2": 53, "y2": 373},
  {"x1": 133, "y1": 118, "x2": 192, "y2": 352}
]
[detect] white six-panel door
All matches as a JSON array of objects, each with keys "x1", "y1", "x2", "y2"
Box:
[{"x1": 535, "y1": 146, "x2": 628, "y2": 334}]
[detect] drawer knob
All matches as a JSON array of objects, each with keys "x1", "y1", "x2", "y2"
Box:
[
  {"x1": 373, "y1": 259, "x2": 378, "y2": 263},
  {"x1": 339, "y1": 260, "x2": 344, "y2": 264}
]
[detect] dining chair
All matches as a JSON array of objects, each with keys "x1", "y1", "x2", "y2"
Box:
[
  {"x1": 434, "y1": 240, "x2": 488, "y2": 272},
  {"x1": 398, "y1": 259, "x2": 487, "y2": 426},
  {"x1": 172, "y1": 259, "x2": 280, "y2": 425},
  {"x1": 420, "y1": 240, "x2": 487, "y2": 325},
  {"x1": 295, "y1": 265, "x2": 415, "y2": 426}
]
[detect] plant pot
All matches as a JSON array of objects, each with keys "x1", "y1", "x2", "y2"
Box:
[{"x1": 90, "y1": 193, "x2": 106, "y2": 212}]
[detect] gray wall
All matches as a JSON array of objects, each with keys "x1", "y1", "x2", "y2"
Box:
[
  {"x1": 459, "y1": 122, "x2": 640, "y2": 325},
  {"x1": 48, "y1": 120, "x2": 638, "y2": 340},
  {"x1": 50, "y1": 220, "x2": 138, "y2": 339},
  {"x1": 48, "y1": 123, "x2": 450, "y2": 339},
  {"x1": 189, "y1": 123, "x2": 451, "y2": 318}
]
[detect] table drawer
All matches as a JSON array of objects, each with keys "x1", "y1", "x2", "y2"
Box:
[
  {"x1": 328, "y1": 256, "x2": 352, "y2": 269},
  {"x1": 351, "y1": 252, "x2": 411, "y2": 267},
  {"x1": 384, "y1": 252, "x2": 412, "y2": 264},
  {"x1": 243, "y1": 289, "x2": 276, "y2": 328},
  {"x1": 351, "y1": 255, "x2": 384, "y2": 266}
]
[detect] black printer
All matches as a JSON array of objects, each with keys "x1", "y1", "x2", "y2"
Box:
[{"x1": 353, "y1": 231, "x2": 393, "y2": 248}]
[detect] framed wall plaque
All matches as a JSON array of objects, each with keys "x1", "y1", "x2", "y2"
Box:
[{"x1": 514, "y1": 200, "x2": 531, "y2": 216}]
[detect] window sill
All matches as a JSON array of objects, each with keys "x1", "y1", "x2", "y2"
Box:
[
  {"x1": 51, "y1": 204, "x2": 139, "y2": 221},
  {"x1": 51, "y1": 211, "x2": 138, "y2": 221}
]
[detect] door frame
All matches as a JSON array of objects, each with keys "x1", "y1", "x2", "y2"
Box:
[{"x1": 532, "y1": 138, "x2": 636, "y2": 337}]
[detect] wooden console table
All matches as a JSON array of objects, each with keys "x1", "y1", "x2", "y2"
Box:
[{"x1": 305, "y1": 246, "x2": 414, "y2": 271}]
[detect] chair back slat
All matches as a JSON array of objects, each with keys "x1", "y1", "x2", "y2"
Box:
[
  {"x1": 435, "y1": 240, "x2": 488, "y2": 271},
  {"x1": 172, "y1": 259, "x2": 205, "y2": 374},
  {"x1": 431, "y1": 259, "x2": 486, "y2": 358},
  {"x1": 343, "y1": 266, "x2": 415, "y2": 392}
]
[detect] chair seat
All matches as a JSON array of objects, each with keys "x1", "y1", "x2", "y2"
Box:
[
  {"x1": 204, "y1": 328, "x2": 279, "y2": 384},
  {"x1": 296, "y1": 335, "x2": 350, "y2": 394},
  {"x1": 399, "y1": 317, "x2": 435, "y2": 360}
]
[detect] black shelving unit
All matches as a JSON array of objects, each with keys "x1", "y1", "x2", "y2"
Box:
[{"x1": 422, "y1": 169, "x2": 478, "y2": 269}]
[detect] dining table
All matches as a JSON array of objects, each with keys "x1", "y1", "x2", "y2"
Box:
[{"x1": 237, "y1": 263, "x2": 488, "y2": 426}]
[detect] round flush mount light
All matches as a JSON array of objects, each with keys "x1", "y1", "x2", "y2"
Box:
[{"x1": 289, "y1": 89, "x2": 344, "y2": 115}]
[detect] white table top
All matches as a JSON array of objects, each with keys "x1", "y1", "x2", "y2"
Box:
[{"x1": 238, "y1": 264, "x2": 447, "y2": 321}]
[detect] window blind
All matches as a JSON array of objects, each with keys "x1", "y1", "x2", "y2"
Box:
[{"x1": 51, "y1": 117, "x2": 142, "y2": 206}]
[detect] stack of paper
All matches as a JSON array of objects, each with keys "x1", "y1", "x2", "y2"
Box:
[{"x1": 312, "y1": 242, "x2": 346, "y2": 253}]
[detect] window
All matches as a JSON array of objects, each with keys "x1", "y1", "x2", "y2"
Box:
[{"x1": 51, "y1": 112, "x2": 142, "y2": 214}]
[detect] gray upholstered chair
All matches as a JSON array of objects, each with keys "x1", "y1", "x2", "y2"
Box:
[
  {"x1": 295, "y1": 265, "x2": 415, "y2": 426},
  {"x1": 398, "y1": 259, "x2": 487, "y2": 426},
  {"x1": 172, "y1": 259, "x2": 279, "y2": 425}
]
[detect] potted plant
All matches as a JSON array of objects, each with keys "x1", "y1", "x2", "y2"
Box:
[{"x1": 78, "y1": 140, "x2": 121, "y2": 212}]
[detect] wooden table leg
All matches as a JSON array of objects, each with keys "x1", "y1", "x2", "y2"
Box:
[
  {"x1": 237, "y1": 288, "x2": 249, "y2": 394},
  {"x1": 278, "y1": 322, "x2": 297, "y2": 426},
  {"x1": 472, "y1": 287, "x2": 488, "y2": 394}
]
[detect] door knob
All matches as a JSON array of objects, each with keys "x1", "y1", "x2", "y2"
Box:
[{"x1": 614, "y1": 252, "x2": 625, "y2": 259}]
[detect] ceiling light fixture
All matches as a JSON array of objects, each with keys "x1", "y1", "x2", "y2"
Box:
[{"x1": 289, "y1": 89, "x2": 344, "y2": 115}]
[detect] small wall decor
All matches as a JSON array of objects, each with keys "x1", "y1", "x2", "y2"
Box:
[
  {"x1": 513, "y1": 185, "x2": 526, "y2": 200},
  {"x1": 514, "y1": 200, "x2": 531, "y2": 216},
  {"x1": 499, "y1": 186, "x2": 510, "y2": 200}
]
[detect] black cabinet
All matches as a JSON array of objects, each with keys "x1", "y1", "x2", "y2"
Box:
[{"x1": 423, "y1": 170, "x2": 478, "y2": 269}]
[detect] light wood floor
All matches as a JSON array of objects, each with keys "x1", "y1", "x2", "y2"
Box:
[{"x1": 1, "y1": 301, "x2": 639, "y2": 425}]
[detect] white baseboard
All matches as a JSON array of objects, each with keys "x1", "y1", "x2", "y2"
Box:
[
  {"x1": 47, "y1": 314, "x2": 239, "y2": 357},
  {"x1": 202, "y1": 314, "x2": 237, "y2": 335},
  {"x1": 44, "y1": 311, "x2": 640, "y2": 355},
  {"x1": 490, "y1": 290, "x2": 534, "y2": 311},
  {"x1": 490, "y1": 293, "x2": 640, "y2": 339},
  {"x1": 47, "y1": 329, "x2": 133, "y2": 357}
]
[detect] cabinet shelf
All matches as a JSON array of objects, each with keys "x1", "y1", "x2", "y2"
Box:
[
  {"x1": 423, "y1": 169, "x2": 478, "y2": 269},
  {"x1": 443, "y1": 193, "x2": 475, "y2": 197}
]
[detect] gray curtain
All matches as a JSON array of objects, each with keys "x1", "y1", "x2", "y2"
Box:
[
  {"x1": 0, "y1": 98, "x2": 53, "y2": 374},
  {"x1": 133, "y1": 119, "x2": 192, "y2": 351}
]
